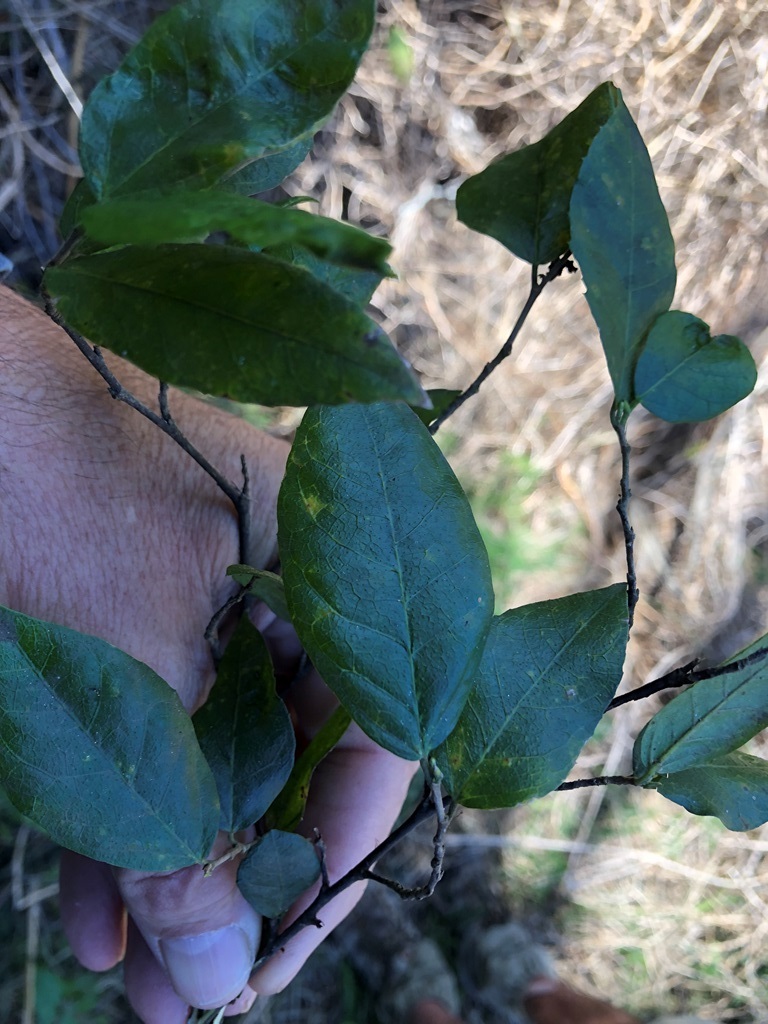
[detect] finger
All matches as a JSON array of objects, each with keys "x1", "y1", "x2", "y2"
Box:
[
  {"x1": 124, "y1": 919, "x2": 190, "y2": 1024},
  {"x1": 251, "y1": 722, "x2": 417, "y2": 995},
  {"x1": 59, "y1": 851, "x2": 126, "y2": 971},
  {"x1": 117, "y1": 835, "x2": 261, "y2": 1011},
  {"x1": 523, "y1": 978, "x2": 641, "y2": 1024}
]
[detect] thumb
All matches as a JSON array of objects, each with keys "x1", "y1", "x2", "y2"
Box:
[{"x1": 117, "y1": 835, "x2": 261, "y2": 1011}]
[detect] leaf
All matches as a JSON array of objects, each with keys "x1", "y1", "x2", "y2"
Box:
[
  {"x1": 265, "y1": 242, "x2": 386, "y2": 307},
  {"x1": 633, "y1": 311, "x2": 757, "y2": 422},
  {"x1": 81, "y1": 193, "x2": 392, "y2": 273},
  {"x1": 412, "y1": 389, "x2": 462, "y2": 426},
  {"x1": 79, "y1": 0, "x2": 375, "y2": 198},
  {"x1": 0, "y1": 606, "x2": 219, "y2": 870},
  {"x1": 193, "y1": 619, "x2": 294, "y2": 832},
  {"x1": 44, "y1": 245, "x2": 426, "y2": 408},
  {"x1": 456, "y1": 83, "x2": 620, "y2": 266},
  {"x1": 569, "y1": 94, "x2": 676, "y2": 403},
  {"x1": 434, "y1": 586, "x2": 628, "y2": 808},
  {"x1": 266, "y1": 705, "x2": 352, "y2": 832},
  {"x1": 278, "y1": 402, "x2": 494, "y2": 760},
  {"x1": 59, "y1": 179, "x2": 96, "y2": 236},
  {"x1": 646, "y1": 752, "x2": 768, "y2": 832},
  {"x1": 634, "y1": 638, "x2": 768, "y2": 784},
  {"x1": 237, "y1": 830, "x2": 320, "y2": 917},
  {"x1": 226, "y1": 565, "x2": 290, "y2": 622},
  {"x1": 220, "y1": 136, "x2": 314, "y2": 195}
]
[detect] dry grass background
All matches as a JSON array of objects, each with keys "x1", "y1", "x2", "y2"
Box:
[{"x1": 1, "y1": 0, "x2": 767, "y2": 1021}]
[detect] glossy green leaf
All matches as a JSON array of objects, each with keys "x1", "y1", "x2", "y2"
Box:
[
  {"x1": 226, "y1": 565, "x2": 290, "y2": 622},
  {"x1": 434, "y1": 586, "x2": 628, "y2": 808},
  {"x1": 266, "y1": 705, "x2": 352, "y2": 832},
  {"x1": 44, "y1": 246, "x2": 426, "y2": 408},
  {"x1": 81, "y1": 193, "x2": 391, "y2": 273},
  {"x1": 634, "y1": 637, "x2": 768, "y2": 784},
  {"x1": 265, "y1": 242, "x2": 385, "y2": 306},
  {"x1": 194, "y1": 619, "x2": 294, "y2": 832},
  {"x1": 456, "y1": 83, "x2": 619, "y2": 266},
  {"x1": 0, "y1": 606, "x2": 219, "y2": 870},
  {"x1": 220, "y1": 136, "x2": 314, "y2": 195},
  {"x1": 79, "y1": 0, "x2": 375, "y2": 198},
  {"x1": 278, "y1": 402, "x2": 494, "y2": 760},
  {"x1": 412, "y1": 389, "x2": 462, "y2": 426},
  {"x1": 633, "y1": 311, "x2": 757, "y2": 423},
  {"x1": 237, "y1": 830, "x2": 320, "y2": 917},
  {"x1": 570, "y1": 95, "x2": 676, "y2": 403},
  {"x1": 647, "y1": 752, "x2": 768, "y2": 832}
]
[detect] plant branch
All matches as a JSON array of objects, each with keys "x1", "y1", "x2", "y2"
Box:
[
  {"x1": 43, "y1": 297, "x2": 253, "y2": 656},
  {"x1": 429, "y1": 251, "x2": 576, "y2": 434},
  {"x1": 557, "y1": 775, "x2": 635, "y2": 791},
  {"x1": 609, "y1": 645, "x2": 768, "y2": 710},
  {"x1": 252, "y1": 787, "x2": 453, "y2": 972},
  {"x1": 610, "y1": 402, "x2": 638, "y2": 630}
]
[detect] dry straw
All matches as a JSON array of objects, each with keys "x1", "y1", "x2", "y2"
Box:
[{"x1": 1, "y1": 0, "x2": 767, "y2": 1019}]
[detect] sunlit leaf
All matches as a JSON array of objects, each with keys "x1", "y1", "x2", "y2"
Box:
[
  {"x1": 278, "y1": 402, "x2": 494, "y2": 760},
  {"x1": 634, "y1": 311, "x2": 757, "y2": 422},
  {"x1": 264, "y1": 242, "x2": 386, "y2": 307},
  {"x1": 570, "y1": 95, "x2": 676, "y2": 403},
  {"x1": 0, "y1": 606, "x2": 219, "y2": 870},
  {"x1": 194, "y1": 619, "x2": 294, "y2": 832},
  {"x1": 634, "y1": 637, "x2": 768, "y2": 784},
  {"x1": 647, "y1": 752, "x2": 768, "y2": 832},
  {"x1": 44, "y1": 246, "x2": 426, "y2": 408},
  {"x1": 79, "y1": 0, "x2": 375, "y2": 198},
  {"x1": 435, "y1": 586, "x2": 628, "y2": 808},
  {"x1": 220, "y1": 137, "x2": 314, "y2": 195},
  {"x1": 82, "y1": 193, "x2": 391, "y2": 273},
  {"x1": 457, "y1": 83, "x2": 619, "y2": 266}
]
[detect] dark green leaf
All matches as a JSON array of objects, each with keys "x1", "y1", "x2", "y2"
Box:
[
  {"x1": 646, "y1": 752, "x2": 768, "y2": 831},
  {"x1": 570, "y1": 95, "x2": 676, "y2": 403},
  {"x1": 226, "y1": 565, "x2": 290, "y2": 622},
  {"x1": 266, "y1": 705, "x2": 352, "y2": 832},
  {"x1": 633, "y1": 311, "x2": 757, "y2": 422},
  {"x1": 59, "y1": 179, "x2": 96, "y2": 236},
  {"x1": 79, "y1": 0, "x2": 375, "y2": 198},
  {"x1": 278, "y1": 402, "x2": 494, "y2": 760},
  {"x1": 434, "y1": 586, "x2": 628, "y2": 808},
  {"x1": 634, "y1": 637, "x2": 768, "y2": 784},
  {"x1": 220, "y1": 137, "x2": 314, "y2": 195},
  {"x1": 412, "y1": 389, "x2": 461, "y2": 426},
  {"x1": 237, "y1": 830, "x2": 320, "y2": 917},
  {"x1": 0, "y1": 606, "x2": 219, "y2": 870},
  {"x1": 44, "y1": 246, "x2": 426, "y2": 408},
  {"x1": 265, "y1": 242, "x2": 385, "y2": 306},
  {"x1": 456, "y1": 83, "x2": 620, "y2": 266},
  {"x1": 81, "y1": 193, "x2": 391, "y2": 273},
  {"x1": 194, "y1": 619, "x2": 294, "y2": 832}
]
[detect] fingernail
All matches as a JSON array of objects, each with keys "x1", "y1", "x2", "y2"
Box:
[{"x1": 160, "y1": 925, "x2": 255, "y2": 1009}]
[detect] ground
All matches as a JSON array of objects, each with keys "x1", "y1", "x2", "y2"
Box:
[{"x1": 1, "y1": 0, "x2": 767, "y2": 1021}]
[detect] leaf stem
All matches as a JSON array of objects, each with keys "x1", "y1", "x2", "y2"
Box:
[
  {"x1": 608, "y1": 645, "x2": 768, "y2": 710},
  {"x1": 429, "y1": 251, "x2": 576, "y2": 434},
  {"x1": 252, "y1": 789, "x2": 453, "y2": 972},
  {"x1": 557, "y1": 775, "x2": 635, "y2": 791},
  {"x1": 42, "y1": 297, "x2": 253, "y2": 655},
  {"x1": 610, "y1": 402, "x2": 638, "y2": 630}
]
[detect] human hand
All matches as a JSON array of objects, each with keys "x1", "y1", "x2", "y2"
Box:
[{"x1": 0, "y1": 285, "x2": 415, "y2": 1021}]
